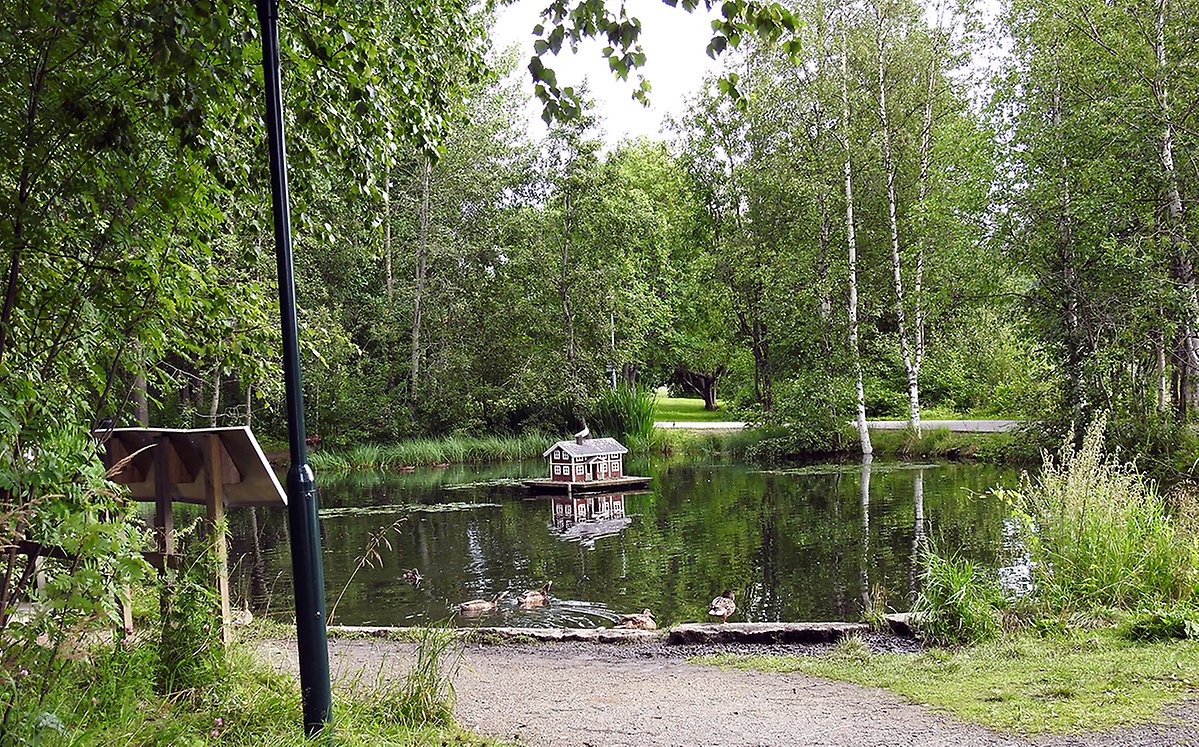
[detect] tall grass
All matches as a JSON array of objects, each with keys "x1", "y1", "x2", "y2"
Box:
[
  {"x1": 911, "y1": 547, "x2": 1005, "y2": 646},
  {"x1": 4, "y1": 630, "x2": 476, "y2": 746},
  {"x1": 1004, "y1": 417, "x2": 1199, "y2": 613},
  {"x1": 308, "y1": 431, "x2": 552, "y2": 472},
  {"x1": 592, "y1": 384, "x2": 656, "y2": 446}
]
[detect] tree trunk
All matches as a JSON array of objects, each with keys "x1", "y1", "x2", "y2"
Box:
[
  {"x1": 561, "y1": 190, "x2": 575, "y2": 368},
  {"x1": 842, "y1": 16, "x2": 872, "y2": 456},
  {"x1": 1153, "y1": 0, "x2": 1199, "y2": 417},
  {"x1": 209, "y1": 365, "x2": 222, "y2": 425},
  {"x1": 411, "y1": 158, "x2": 431, "y2": 392},
  {"x1": 1051, "y1": 76, "x2": 1086, "y2": 431},
  {"x1": 133, "y1": 371, "x2": 149, "y2": 426},
  {"x1": 915, "y1": 38, "x2": 940, "y2": 392},
  {"x1": 384, "y1": 167, "x2": 393, "y2": 302},
  {"x1": 874, "y1": 5, "x2": 921, "y2": 435}
]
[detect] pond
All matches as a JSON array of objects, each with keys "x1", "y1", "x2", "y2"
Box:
[{"x1": 228, "y1": 457, "x2": 1023, "y2": 628}]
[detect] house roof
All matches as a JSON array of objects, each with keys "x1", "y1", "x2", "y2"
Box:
[{"x1": 543, "y1": 437, "x2": 629, "y2": 458}]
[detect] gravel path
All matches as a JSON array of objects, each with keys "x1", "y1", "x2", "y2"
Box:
[{"x1": 258, "y1": 638, "x2": 1199, "y2": 747}]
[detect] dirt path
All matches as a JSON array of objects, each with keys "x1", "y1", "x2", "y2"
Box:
[{"x1": 258, "y1": 639, "x2": 1199, "y2": 747}]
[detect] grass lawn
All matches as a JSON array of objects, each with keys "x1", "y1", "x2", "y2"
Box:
[
  {"x1": 653, "y1": 395, "x2": 731, "y2": 422},
  {"x1": 696, "y1": 630, "x2": 1199, "y2": 734}
]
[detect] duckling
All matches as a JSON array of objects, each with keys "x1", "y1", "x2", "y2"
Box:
[
  {"x1": 517, "y1": 581, "x2": 552, "y2": 608},
  {"x1": 458, "y1": 590, "x2": 508, "y2": 615},
  {"x1": 229, "y1": 601, "x2": 254, "y2": 626},
  {"x1": 615, "y1": 609, "x2": 656, "y2": 630},
  {"x1": 708, "y1": 590, "x2": 736, "y2": 623},
  {"x1": 402, "y1": 568, "x2": 423, "y2": 586}
]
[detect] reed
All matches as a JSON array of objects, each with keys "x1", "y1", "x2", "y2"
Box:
[
  {"x1": 308, "y1": 432, "x2": 554, "y2": 472},
  {"x1": 593, "y1": 384, "x2": 656, "y2": 445}
]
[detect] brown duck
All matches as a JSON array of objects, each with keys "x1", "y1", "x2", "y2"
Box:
[
  {"x1": 615, "y1": 609, "x2": 656, "y2": 630},
  {"x1": 518, "y1": 581, "x2": 552, "y2": 608}
]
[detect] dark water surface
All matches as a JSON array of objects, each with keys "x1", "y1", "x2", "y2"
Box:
[{"x1": 229, "y1": 458, "x2": 1021, "y2": 628}]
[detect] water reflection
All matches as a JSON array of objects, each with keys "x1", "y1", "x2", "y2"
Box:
[
  {"x1": 860, "y1": 457, "x2": 872, "y2": 612},
  {"x1": 228, "y1": 458, "x2": 1018, "y2": 628},
  {"x1": 549, "y1": 493, "x2": 632, "y2": 547}
]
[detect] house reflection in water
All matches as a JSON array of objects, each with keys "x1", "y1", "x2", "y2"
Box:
[{"x1": 549, "y1": 493, "x2": 632, "y2": 548}]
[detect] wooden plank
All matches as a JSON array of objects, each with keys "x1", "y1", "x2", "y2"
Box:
[{"x1": 205, "y1": 434, "x2": 232, "y2": 646}]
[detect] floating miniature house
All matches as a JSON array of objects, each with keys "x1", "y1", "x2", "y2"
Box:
[
  {"x1": 544, "y1": 429, "x2": 627, "y2": 483},
  {"x1": 523, "y1": 428, "x2": 650, "y2": 493}
]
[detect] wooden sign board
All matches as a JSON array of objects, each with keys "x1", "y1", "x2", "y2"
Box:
[{"x1": 98, "y1": 427, "x2": 286, "y2": 508}]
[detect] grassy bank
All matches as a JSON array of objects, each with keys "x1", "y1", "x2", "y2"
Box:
[
  {"x1": 698, "y1": 629, "x2": 1199, "y2": 734},
  {"x1": 306, "y1": 426, "x2": 1036, "y2": 472},
  {"x1": 867, "y1": 428, "x2": 1039, "y2": 463},
  {"x1": 2, "y1": 634, "x2": 494, "y2": 747}
]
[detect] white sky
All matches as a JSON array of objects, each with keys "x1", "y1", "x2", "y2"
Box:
[
  {"x1": 491, "y1": 0, "x2": 1009, "y2": 144},
  {"x1": 492, "y1": 0, "x2": 724, "y2": 145}
]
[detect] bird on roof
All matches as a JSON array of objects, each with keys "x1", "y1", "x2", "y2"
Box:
[
  {"x1": 615, "y1": 609, "x2": 656, "y2": 630},
  {"x1": 518, "y1": 581, "x2": 552, "y2": 608},
  {"x1": 708, "y1": 590, "x2": 736, "y2": 623},
  {"x1": 458, "y1": 591, "x2": 508, "y2": 615},
  {"x1": 574, "y1": 424, "x2": 590, "y2": 441}
]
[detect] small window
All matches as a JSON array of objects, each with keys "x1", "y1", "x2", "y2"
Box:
[{"x1": 576, "y1": 464, "x2": 583, "y2": 473}]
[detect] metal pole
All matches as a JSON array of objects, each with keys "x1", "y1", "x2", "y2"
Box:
[
  {"x1": 608, "y1": 295, "x2": 617, "y2": 390},
  {"x1": 254, "y1": 0, "x2": 332, "y2": 734}
]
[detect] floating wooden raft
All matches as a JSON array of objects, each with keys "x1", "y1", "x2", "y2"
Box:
[{"x1": 522, "y1": 475, "x2": 652, "y2": 494}]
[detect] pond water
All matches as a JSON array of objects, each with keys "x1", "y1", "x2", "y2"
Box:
[{"x1": 228, "y1": 457, "x2": 1023, "y2": 628}]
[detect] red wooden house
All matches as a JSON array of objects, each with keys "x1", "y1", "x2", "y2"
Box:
[{"x1": 542, "y1": 433, "x2": 628, "y2": 484}]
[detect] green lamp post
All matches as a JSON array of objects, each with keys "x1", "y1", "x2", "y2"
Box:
[{"x1": 254, "y1": 0, "x2": 332, "y2": 734}]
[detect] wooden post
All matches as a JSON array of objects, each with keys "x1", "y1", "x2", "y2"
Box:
[
  {"x1": 153, "y1": 437, "x2": 175, "y2": 560},
  {"x1": 153, "y1": 436, "x2": 175, "y2": 626},
  {"x1": 205, "y1": 434, "x2": 232, "y2": 645}
]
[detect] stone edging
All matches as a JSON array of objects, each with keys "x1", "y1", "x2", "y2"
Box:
[{"x1": 327, "y1": 619, "x2": 905, "y2": 645}]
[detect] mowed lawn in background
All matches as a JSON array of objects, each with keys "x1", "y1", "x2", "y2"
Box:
[{"x1": 654, "y1": 396, "x2": 730, "y2": 422}]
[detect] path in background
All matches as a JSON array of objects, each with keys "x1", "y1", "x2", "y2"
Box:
[
  {"x1": 259, "y1": 639, "x2": 1198, "y2": 747},
  {"x1": 654, "y1": 419, "x2": 1023, "y2": 432}
]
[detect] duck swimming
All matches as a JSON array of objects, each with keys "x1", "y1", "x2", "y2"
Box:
[
  {"x1": 615, "y1": 609, "x2": 656, "y2": 630},
  {"x1": 708, "y1": 590, "x2": 736, "y2": 622},
  {"x1": 458, "y1": 591, "x2": 508, "y2": 615},
  {"x1": 518, "y1": 581, "x2": 552, "y2": 608}
]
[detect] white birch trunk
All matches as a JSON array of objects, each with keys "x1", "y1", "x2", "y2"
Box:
[
  {"x1": 842, "y1": 17, "x2": 872, "y2": 456},
  {"x1": 209, "y1": 364, "x2": 221, "y2": 424},
  {"x1": 410, "y1": 158, "x2": 430, "y2": 391},
  {"x1": 561, "y1": 191, "x2": 575, "y2": 366},
  {"x1": 384, "y1": 167, "x2": 393, "y2": 302},
  {"x1": 874, "y1": 6, "x2": 921, "y2": 435}
]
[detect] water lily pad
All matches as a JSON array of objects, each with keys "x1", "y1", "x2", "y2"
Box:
[{"x1": 319, "y1": 501, "x2": 501, "y2": 517}]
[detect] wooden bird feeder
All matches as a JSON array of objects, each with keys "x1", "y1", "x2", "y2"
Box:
[{"x1": 97, "y1": 427, "x2": 287, "y2": 642}]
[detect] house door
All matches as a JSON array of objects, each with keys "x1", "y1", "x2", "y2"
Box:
[{"x1": 585, "y1": 462, "x2": 594, "y2": 481}]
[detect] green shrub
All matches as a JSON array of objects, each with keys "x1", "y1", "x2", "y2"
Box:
[
  {"x1": 1120, "y1": 604, "x2": 1199, "y2": 641},
  {"x1": 912, "y1": 548, "x2": 1005, "y2": 646},
  {"x1": 157, "y1": 543, "x2": 227, "y2": 698},
  {"x1": 1002, "y1": 416, "x2": 1198, "y2": 614}
]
